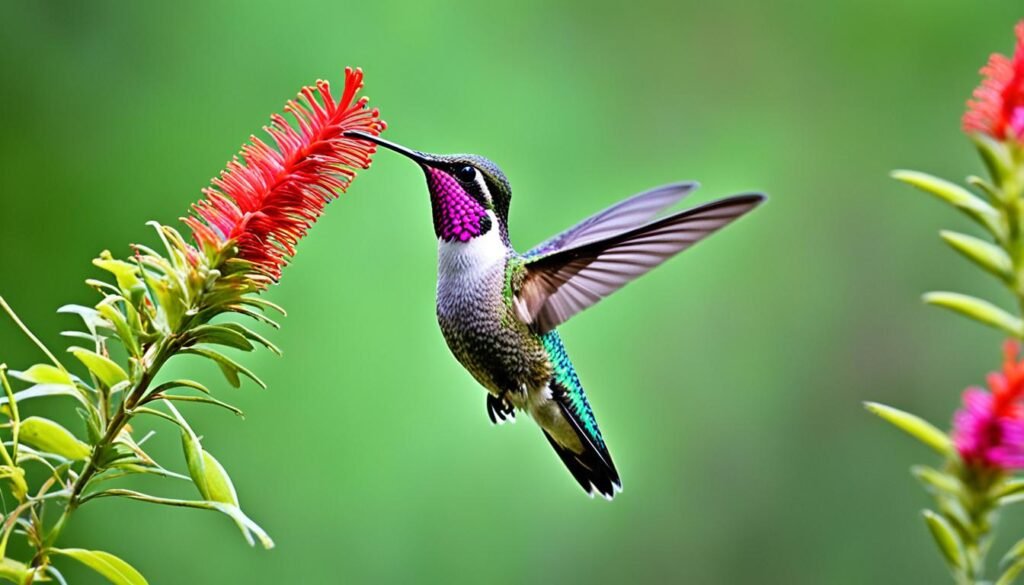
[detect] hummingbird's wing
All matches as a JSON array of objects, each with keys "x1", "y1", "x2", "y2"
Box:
[
  {"x1": 524, "y1": 182, "x2": 699, "y2": 258},
  {"x1": 515, "y1": 194, "x2": 764, "y2": 333}
]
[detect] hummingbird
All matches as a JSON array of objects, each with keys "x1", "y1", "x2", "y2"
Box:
[{"x1": 345, "y1": 130, "x2": 764, "y2": 499}]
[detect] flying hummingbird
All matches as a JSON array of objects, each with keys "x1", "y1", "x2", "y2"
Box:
[{"x1": 345, "y1": 130, "x2": 764, "y2": 499}]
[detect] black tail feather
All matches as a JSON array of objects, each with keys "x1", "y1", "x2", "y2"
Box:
[{"x1": 542, "y1": 402, "x2": 622, "y2": 499}]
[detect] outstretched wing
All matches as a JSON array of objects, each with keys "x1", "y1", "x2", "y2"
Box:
[
  {"x1": 515, "y1": 194, "x2": 765, "y2": 333},
  {"x1": 524, "y1": 182, "x2": 699, "y2": 258}
]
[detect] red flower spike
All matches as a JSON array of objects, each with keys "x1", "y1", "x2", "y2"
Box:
[
  {"x1": 184, "y1": 67, "x2": 386, "y2": 280},
  {"x1": 963, "y1": 21, "x2": 1024, "y2": 141}
]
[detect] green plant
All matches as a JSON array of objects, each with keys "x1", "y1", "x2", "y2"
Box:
[
  {"x1": 0, "y1": 67, "x2": 384, "y2": 584},
  {"x1": 869, "y1": 21, "x2": 1024, "y2": 585}
]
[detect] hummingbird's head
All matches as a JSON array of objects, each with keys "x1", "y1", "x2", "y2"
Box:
[{"x1": 343, "y1": 131, "x2": 511, "y2": 243}]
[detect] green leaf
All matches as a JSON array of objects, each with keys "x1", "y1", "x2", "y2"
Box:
[
  {"x1": 158, "y1": 394, "x2": 243, "y2": 417},
  {"x1": 972, "y1": 133, "x2": 1015, "y2": 187},
  {"x1": 998, "y1": 478, "x2": 1024, "y2": 499},
  {"x1": 940, "y1": 230, "x2": 1013, "y2": 281},
  {"x1": 923, "y1": 292, "x2": 1024, "y2": 337},
  {"x1": 189, "y1": 325, "x2": 254, "y2": 352},
  {"x1": 53, "y1": 548, "x2": 147, "y2": 585},
  {"x1": 1000, "y1": 560, "x2": 1024, "y2": 585},
  {"x1": 69, "y1": 347, "x2": 129, "y2": 388},
  {"x1": 57, "y1": 304, "x2": 111, "y2": 336},
  {"x1": 19, "y1": 416, "x2": 91, "y2": 460},
  {"x1": 8, "y1": 364, "x2": 72, "y2": 386},
  {"x1": 150, "y1": 379, "x2": 211, "y2": 396},
  {"x1": 0, "y1": 384, "x2": 89, "y2": 408},
  {"x1": 864, "y1": 402, "x2": 955, "y2": 456},
  {"x1": 892, "y1": 169, "x2": 1002, "y2": 235},
  {"x1": 1003, "y1": 537, "x2": 1024, "y2": 569},
  {"x1": 0, "y1": 557, "x2": 29, "y2": 583},
  {"x1": 181, "y1": 347, "x2": 265, "y2": 389},
  {"x1": 141, "y1": 271, "x2": 185, "y2": 332},
  {"x1": 81, "y1": 489, "x2": 274, "y2": 549},
  {"x1": 219, "y1": 322, "x2": 281, "y2": 355},
  {"x1": 78, "y1": 406, "x2": 103, "y2": 444},
  {"x1": 93, "y1": 253, "x2": 145, "y2": 298},
  {"x1": 923, "y1": 509, "x2": 965, "y2": 571},
  {"x1": 911, "y1": 465, "x2": 962, "y2": 497},
  {"x1": 96, "y1": 300, "x2": 141, "y2": 357}
]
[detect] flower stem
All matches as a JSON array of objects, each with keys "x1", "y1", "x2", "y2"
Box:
[{"x1": 37, "y1": 335, "x2": 178, "y2": 561}]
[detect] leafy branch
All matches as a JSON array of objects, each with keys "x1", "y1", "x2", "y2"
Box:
[{"x1": 0, "y1": 67, "x2": 384, "y2": 584}]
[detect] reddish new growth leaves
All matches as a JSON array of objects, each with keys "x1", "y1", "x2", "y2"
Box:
[
  {"x1": 185, "y1": 67, "x2": 385, "y2": 280},
  {"x1": 964, "y1": 21, "x2": 1024, "y2": 141}
]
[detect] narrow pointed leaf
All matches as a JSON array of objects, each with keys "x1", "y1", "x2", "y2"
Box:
[
  {"x1": 219, "y1": 323, "x2": 281, "y2": 355},
  {"x1": 69, "y1": 347, "x2": 129, "y2": 388},
  {"x1": 181, "y1": 347, "x2": 265, "y2": 389},
  {"x1": 53, "y1": 548, "x2": 147, "y2": 585},
  {"x1": 96, "y1": 301, "x2": 141, "y2": 357},
  {"x1": 93, "y1": 254, "x2": 146, "y2": 298},
  {"x1": 940, "y1": 230, "x2": 1013, "y2": 281},
  {"x1": 150, "y1": 379, "x2": 211, "y2": 396},
  {"x1": 8, "y1": 364, "x2": 72, "y2": 386},
  {"x1": 1003, "y1": 537, "x2": 1024, "y2": 569},
  {"x1": 972, "y1": 133, "x2": 1014, "y2": 187},
  {"x1": 81, "y1": 489, "x2": 274, "y2": 549},
  {"x1": 922, "y1": 509, "x2": 965, "y2": 571},
  {"x1": 0, "y1": 384, "x2": 89, "y2": 408},
  {"x1": 1000, "y1": 560, "x2": 1024, "y2": 585},
  {"x1": 19, "y1": 416, "x2": 91, "y2": 460},
  {"x1": 911, "y1": 465, "x2": 963, "y2": 497},
  {"x1": 923, "y1": 292, "x2": 1024, "y2": 337},
  {"x1": 892, "y1": 169, "x2": 1001, "y2": 234},
  {"x1": 864, "y1": 402, "x2": 954, "y2": 456},
  {"x1": 998, "y1": 478, "x2": 1024, "y2": 499},
  {"x1": 189, "y1": 325, "x2": 254, "y2": 351},
  {"x1": 158, "y1": 394, "x2": 243, "y2": 417},
  {"x1": 57, "y1": 305, "x2": 111, "y2": 336},
  {"x1": 1000, "y1": 566, "x2": 1024, "y2": 585}
]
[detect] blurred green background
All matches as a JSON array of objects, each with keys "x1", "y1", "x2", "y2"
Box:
[{"x1": 2, "y1": 1, "x2": 1024, "y2": 583}]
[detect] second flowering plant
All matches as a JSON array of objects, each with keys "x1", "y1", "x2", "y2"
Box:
[{"x1": 871, "y1": 21, "x2": 1024, "y2": 585}]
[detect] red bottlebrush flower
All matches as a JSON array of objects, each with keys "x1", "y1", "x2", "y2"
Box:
[
  {"x1": 184, "y1": 67, "x2": 386, "y2": 280},
  {"x1": 952, "y1": 340, "x2": 1024, "y2": 469},
  {"x1": 963, "y1": 21, "x2": 1024, "y2": 141}
]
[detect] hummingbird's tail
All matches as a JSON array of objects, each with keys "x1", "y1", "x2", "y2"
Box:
[
  {"x1": 536, "y1": 330, "x2": 622, "y2": 499},
  {"x1": 540, "y1": 397, "x2": 622, "y2": 500}
]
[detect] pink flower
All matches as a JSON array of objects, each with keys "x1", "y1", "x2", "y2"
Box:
[
  {"x1": 952, "y1": 340, "x2": 1024, "y2": 469},
  {"x1": 963, "y1": 21, "x2": 1024, "y2": 141},
  {"x1": 184, "y1": 67, "x2": 386, "y2": 281}
]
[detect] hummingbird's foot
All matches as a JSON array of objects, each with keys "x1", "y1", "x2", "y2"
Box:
[{"x1": 486, "y1": 393, "x2": 516, "y2": 425}]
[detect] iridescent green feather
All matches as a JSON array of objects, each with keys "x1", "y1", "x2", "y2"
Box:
[{"x1": 540, "y1": 330, "x2": 605, "y2": 448}]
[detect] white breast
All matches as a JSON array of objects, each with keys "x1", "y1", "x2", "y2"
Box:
[{"x1": 437, "y1": 211, "x2": 506, "y2": 286}]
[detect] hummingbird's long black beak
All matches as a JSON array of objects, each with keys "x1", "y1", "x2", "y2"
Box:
[{"x1": 343, "y1": 130, "x2": 432, "y2": 165}]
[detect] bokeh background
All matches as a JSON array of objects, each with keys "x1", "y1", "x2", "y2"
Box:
[{"x1": 2, "y1": 1, "x2": 1024, "y2": 583}]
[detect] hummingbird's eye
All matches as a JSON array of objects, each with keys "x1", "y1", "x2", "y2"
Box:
[{"x1": 454, "y1": 165, "x2": 478, "y2": 183}]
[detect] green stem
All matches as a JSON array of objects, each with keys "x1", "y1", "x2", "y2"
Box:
[
  {"x1": 37, "y1": 336, "x2": 178, "y2": 558},
  {"x1": 0, "y1": 296, "x2": 67, "y2": 374}
]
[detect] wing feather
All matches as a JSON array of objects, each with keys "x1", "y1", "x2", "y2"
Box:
[
  {"x1": 524, "y1": 182, "x2": 698, "y2": 257},
  {"x1": 516, "y1": 194, "x2": 765, "y2": 332}
]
